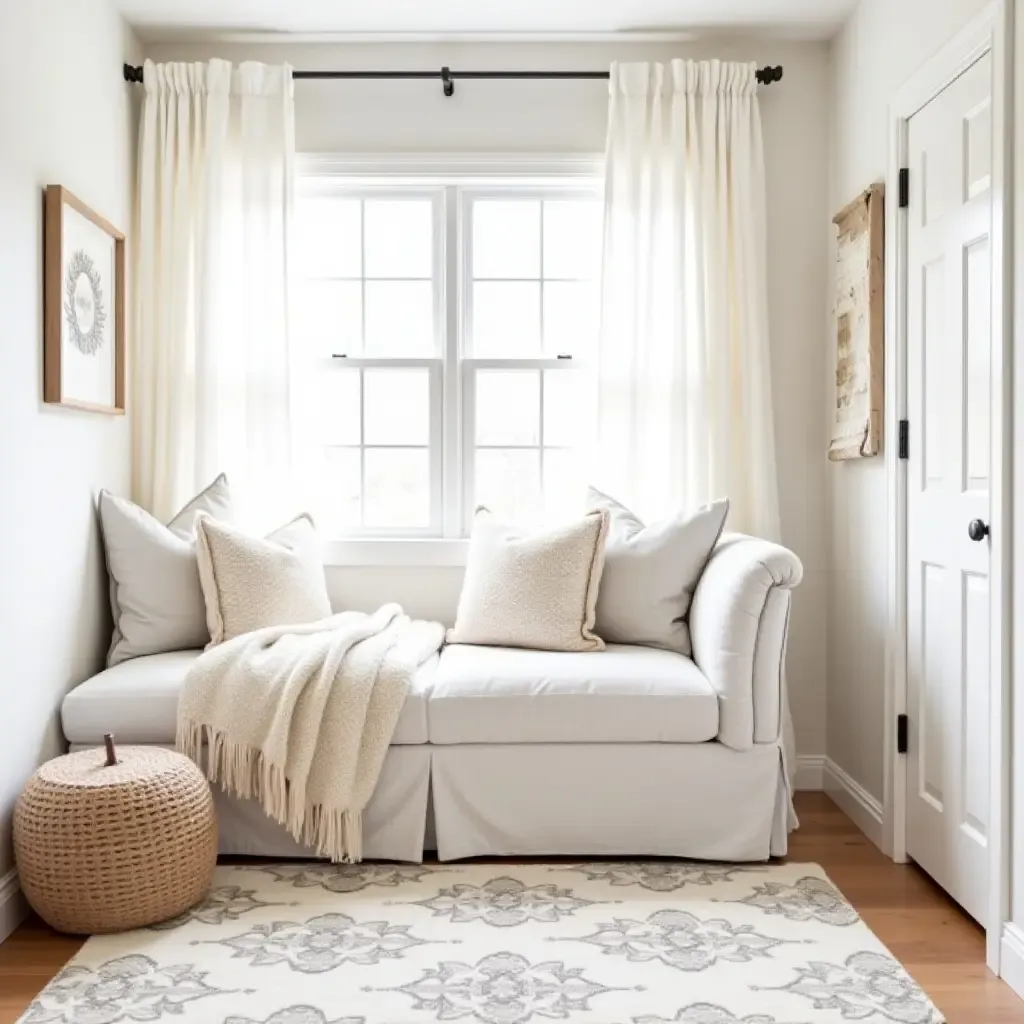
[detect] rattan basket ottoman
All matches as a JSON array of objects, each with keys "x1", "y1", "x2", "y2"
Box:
[{"x1": 13, "y1": 740, "x2": 217, "y2": 934}]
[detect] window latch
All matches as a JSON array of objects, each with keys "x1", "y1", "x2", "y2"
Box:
[{"x1": 556, "y1": 354, "x2": 573, "y2": 360}]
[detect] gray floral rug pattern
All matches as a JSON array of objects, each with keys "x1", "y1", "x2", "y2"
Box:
[{"x1": 18, "y1": 861, "x2": 943, "y2": 1024}]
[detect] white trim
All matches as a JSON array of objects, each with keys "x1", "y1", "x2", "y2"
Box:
[
  {"x1": 147, "y1": 31, "x2": 701, "y2": 45},
  {"x1": 323, "y1": 538, "x2": 469, "y2": 567},
  {"x1": 793, "y1": 754, "x2": 826, "y2": 790},
  {"x1": 884, "y1": 0, "x2": 1010, "y2": 975},
  {"x1": 999, "y1": 924, "x2": 1024, "y2": 1001},
  {"x1": 0, "y1": 869, "x2": 27, "y2": 945},
  {"x1": 824, "y1": 758, "x2": 885, "y2": 850},
  {"x1": 299, "y1": 153, "x2": 604, "y2": 183}
]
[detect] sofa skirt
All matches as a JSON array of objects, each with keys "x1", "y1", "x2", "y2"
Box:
[
  {"x1": 431, "y1": 742, "x2": 788, "y2": 862},
  {"x1": 70, "y1": 741, "x2": 789, "y2": 862}
]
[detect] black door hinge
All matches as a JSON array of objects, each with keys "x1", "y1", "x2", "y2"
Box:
[
  {"x1": 897, "y1": 714, "x2": 909, "y2": 755},
  {"x1": 898, "y1": 419, "x2": 909, "y2": 459},
  {"x1": 899, "y1": 168, "x2": 909, "y2": 208}
]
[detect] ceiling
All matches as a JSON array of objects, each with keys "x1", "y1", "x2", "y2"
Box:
[{"x1": 114, "y1": 0, "x2": 858, "y2": 42}]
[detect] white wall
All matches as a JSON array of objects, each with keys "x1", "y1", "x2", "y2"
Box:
[
  {"x1": 147, "y1": 37, "x2": 831, "y2": 763},
  {"x1": 0, "y1": 0, "x2": 139, "y2": 899},
  {"x1": 828, "y1": 0, "x2": 994, "y2": 805}
]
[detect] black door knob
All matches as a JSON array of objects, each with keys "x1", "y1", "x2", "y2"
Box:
[{"x1": 968, "y1": 519, "x2": 990, "y2": 542}]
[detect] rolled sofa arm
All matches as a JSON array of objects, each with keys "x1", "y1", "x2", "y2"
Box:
[{"x1": 689, "y1": 533, "x2": 803, "y2": 752}]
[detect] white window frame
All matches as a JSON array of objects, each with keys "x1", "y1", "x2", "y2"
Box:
[{"x1": 297, "y1": 155, "x2": 603, "y2": 565}]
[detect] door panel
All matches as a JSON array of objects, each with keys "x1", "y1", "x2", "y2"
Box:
[{"x1": 905, "y1": 51, "x2": 992, "y2": 924}]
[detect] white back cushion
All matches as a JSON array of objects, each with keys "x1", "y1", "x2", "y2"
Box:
[
  {"x1": 588, "y1": 488, "x2": 728, "y2": 655},
  {"x1": 100, "y1": 474, "x2": 232, "y2": 666}
]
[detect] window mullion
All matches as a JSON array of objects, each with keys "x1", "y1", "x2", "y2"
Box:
[{"x1": 442, "y1": 185, "x2": 462, "y2": 538}]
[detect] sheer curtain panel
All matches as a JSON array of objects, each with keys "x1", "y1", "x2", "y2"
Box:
[
  {"x1": 595, "y1": 60, "x2": 780, "y2": 539},
  {"x1": 133, "y1": 59, "x2": 295, "y2": 523}
]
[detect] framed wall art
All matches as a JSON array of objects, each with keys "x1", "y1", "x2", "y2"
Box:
[
  {"x1": 829, "y1": 182, "x2": 884, "y2": 461},
  {"x1": 43, "y1": 185, "x2": 125, "y2": 414}
]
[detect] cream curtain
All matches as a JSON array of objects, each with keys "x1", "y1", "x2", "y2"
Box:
[
  {"x1": 594, "y1": 60, "x2": 780, "y2": 540},
  {"x1": 133, "y1": 58, "x2": 295, "y2": 523}
]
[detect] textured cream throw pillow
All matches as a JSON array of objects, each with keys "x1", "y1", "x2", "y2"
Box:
[
  {"x1": 447, "y1": 509, "x2": 609, "y2": 652},
  {"x1": 195, "y1": 514, "x2": 332, "y2": 646}
]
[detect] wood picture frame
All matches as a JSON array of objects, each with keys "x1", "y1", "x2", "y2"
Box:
[
  {"x1": 829, "y1": 183, "x2": 884, "y2": 460},
  {"x1": 43, "y1": 185, "x2": 125, "y2": 414}
]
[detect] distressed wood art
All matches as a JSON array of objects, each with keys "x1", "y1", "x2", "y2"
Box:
[{"x1": 829, "y1": 183, "x2": 884, "y2": 460}]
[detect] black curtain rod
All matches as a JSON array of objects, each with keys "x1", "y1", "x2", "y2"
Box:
[{"x1": 123, "y1": 63, "x2": 783, "y2": 96}]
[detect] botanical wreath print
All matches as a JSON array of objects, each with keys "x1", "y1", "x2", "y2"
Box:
[
  {"x1": 63, "y1": 249, "x2": 107, "y2": 355},
  {"x1": 17, "y1": 862, "x2": 944, "y2": 1024}
]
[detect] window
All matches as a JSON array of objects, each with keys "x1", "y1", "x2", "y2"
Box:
[{"x1": 291, "y1": 170, "x2": 602, "y2": 540}]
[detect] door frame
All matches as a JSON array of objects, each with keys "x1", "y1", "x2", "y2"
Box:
[{"x1": 883, "y1": 0, "x2": 1011, "y2": 973}]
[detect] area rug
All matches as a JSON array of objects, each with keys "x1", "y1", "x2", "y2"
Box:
[{"x1": 18, "y1": 861, "x2": 943, "y2": 1024}]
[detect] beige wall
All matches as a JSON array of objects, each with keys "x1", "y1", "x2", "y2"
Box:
[
  {"x1": 827, "y1": 0, "x2": 994, "y2": 803},
  {"x1": 0, "y1": 1, "x2": 140, "y2": 889},
  {"x1": 147, "y1": 37, "x2": 832, "y2": 764}
]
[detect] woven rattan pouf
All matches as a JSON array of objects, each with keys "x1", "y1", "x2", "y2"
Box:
[{"x1": 14, "y1": 743, "x2": 217, "y2": 934}]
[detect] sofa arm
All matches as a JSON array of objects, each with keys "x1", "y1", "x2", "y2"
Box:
[{"x1": 690, "y1": 533, "x2": 803, "y2": 752}]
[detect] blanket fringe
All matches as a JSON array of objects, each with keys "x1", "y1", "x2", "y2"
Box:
[{"x1": 177, "y1": 721, "x2": 362, "y2": 863}]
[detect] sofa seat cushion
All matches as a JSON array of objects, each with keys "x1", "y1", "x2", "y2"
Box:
[
  {"x1": 62, "y1": 649, "x2": 439, "y2": 747},
  {"x1": 428, "y1": 643, "x2": 719, "y2": 744}
]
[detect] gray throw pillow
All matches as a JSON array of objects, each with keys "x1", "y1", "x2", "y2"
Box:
[
  {"x1": 588, "y1": 488, "x2": 729, "y2": 656},
  {"x1": 99, "y1": 474, "x2": 232, "y2": 666}
]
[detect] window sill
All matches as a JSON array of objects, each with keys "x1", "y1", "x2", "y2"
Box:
[{"x1": 323, "y1": 538, "x2": 469, "y2": 568}]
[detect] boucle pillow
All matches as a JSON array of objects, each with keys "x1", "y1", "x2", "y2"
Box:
[
  {"x1": 99, "y1": 474, "x2": 232, "y2": 666},
  {"x1": 588, "y1": 487, "x2": 728, "y2": 656},
  {"x1": 447, "y1": 508, "x2": 609, "y2": 652},
  {"x1": 195, "y1": 513, "x2": 332, "y2": 646}
]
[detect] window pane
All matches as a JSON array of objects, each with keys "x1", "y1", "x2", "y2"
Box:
[
  {"x1": 473, "y1": 200, "x2": 540, "y2": 279},
  {"x1": 543, "y1": 448, "x2": 586, "y2": 521},
  {"x1": 475, "y1": 449, "x2": 541, "y2": 523},
  {"x1": 291, "y1": 280, "x2": 362, "y2": 357},
  {"x1": 364, "y1": 448, "x2": 430, "y2": 528},
  {"x1": 364, "y1": 199, "x2": 433, "y2": 279},
  {"x1": 543, "y1": 370, "x2": 585, "y2": 448},
  {"x1": 476, "y1": 369, "x2": 540, "y2": 446},
  {"x1": 307, "y1": 446, "x2": 361, "y2": 533},
  {"x1": 294, "y1": 197, "x2": 361, "y2": 278},
  {"x1": 543, "y1": 281, "x2": 598, "y2": 357},
  {"x1": 364, "y1": 281, "x2": 434, "y2": 355},
  {"x1": 364, "y1": 368, "x2": 430, "y2": 445},
  {"x1": 543, "y1": 199, "x2": 602, "y2": 280},
  {"x1": 315, "y1": 370, "x2": 361, "y2": 445},
  {"x1": 472, "y1": 282, "x2": 541, "y2": 356}
]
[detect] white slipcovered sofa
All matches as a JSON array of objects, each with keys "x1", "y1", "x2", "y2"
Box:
[{"x1": 62, "y1": 533, "x2": 802, "y2": 862}]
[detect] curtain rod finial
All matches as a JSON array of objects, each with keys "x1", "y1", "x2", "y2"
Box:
[
  {"x1": 757, "y1": 65, "x2": 783, "y2": 85},
  {"x1": 124, "y1": 63, "x2": 143, "y2": 84}
]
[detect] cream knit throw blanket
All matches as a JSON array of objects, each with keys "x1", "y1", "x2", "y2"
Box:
[{"x1": 177, "y1": 604, "x2": 444, "y2": 862}]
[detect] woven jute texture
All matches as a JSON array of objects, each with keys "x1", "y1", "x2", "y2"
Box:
[{"x1": 13, "y1": 746, "x2": 217, "y2": 934}]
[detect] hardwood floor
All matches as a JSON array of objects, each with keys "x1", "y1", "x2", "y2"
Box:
[{"x1": 0, "y1": 791, "x2": 1021, "y2": 1023}]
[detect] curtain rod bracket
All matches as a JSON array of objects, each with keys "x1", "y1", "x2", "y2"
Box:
[{"x1": 441, "y1": 66, "x2": 454, "y2": 97}]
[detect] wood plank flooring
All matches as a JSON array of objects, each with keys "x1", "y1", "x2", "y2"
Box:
[{"x1": 0, "y1": 792, "x2": 1021, "y2": 1023}]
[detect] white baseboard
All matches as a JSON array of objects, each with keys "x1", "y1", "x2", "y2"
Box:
[
  {"x1": 1000, "y1": 924, "x2": 1024, "y2": 996},
  {"x1": 0, "y1": 869, "x2": 28, "y2": 945},
  {"x1": 823, "y1": 757, "x2": 884, "y2": 850},
  {"x1": 794, "y1": 754, "x2": 825, "y2": 790}
]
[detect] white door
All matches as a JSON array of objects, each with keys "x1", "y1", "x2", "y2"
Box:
[{"x1": 905, "y1": 51, "x2": 993, "y2": 924}]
